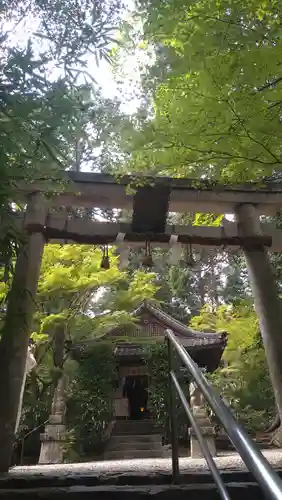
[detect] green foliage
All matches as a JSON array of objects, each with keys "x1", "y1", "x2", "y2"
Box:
[
  {"x1": 34, "y1": 244, "x2": 159, "y2": 341},
  {"x1": 144, "y1": 343, "x2": 169, "y2": 428},
  {"x1": 15, "y1": 243, "x2": 159, "y2": 462},
  {"x1": 0, "y1": 0, "x2": 125, "y2": 274},
  {"x1": 192, "y1": 303, "x2": 275, "y2": 431},
  {"x1": 210, "y1": 350, "x2": 275, "y2": 431},
  {"x1": 99, "y1": 269, "x2": 159, "y2": 312},
  {"x1": 191, "y1": 302, "x2": 260, "y2": 362},
  {"x1": 16, "y1": 369, "x2": 53, "y2": 462},
  {"x1": 149, "y1": 245, "x2": 249, "y2": 321},
  {"x1": 2, "y1": 0, "x2": 122, "y2": 70},
  {"x1": 38, "y1": 244, "x2": 121, "y2": 301},
  {"x1": 120, "y1": 0, "x2": 282, "y2": 183},
  {"x1": 66, "y1": 343, "x2": 116, "y2": 456},
  {"x1": 193, "y1": 214, "x2": 224, "y2": 227},
  {"x1": 221, "y1": 254, "x2": 250, "y2": 305},
  {"x1": 144, "y1": 343, "x2": 188, "y2": 442}
]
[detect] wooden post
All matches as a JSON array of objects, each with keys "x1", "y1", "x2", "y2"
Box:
[
  {"x1": 0, "y1": 193, "x2": 46, "y2": 472},
  {"x1": 235, "y1": 203, "x2": 282, "y2": 436}
]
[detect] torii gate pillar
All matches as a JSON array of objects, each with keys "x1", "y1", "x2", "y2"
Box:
[
  {"x1": 235, "y1": 203, "x2": 282, "y2": 431},
  {"x1": 0, "y1": 192, "x2": 46, "y2": 471}
]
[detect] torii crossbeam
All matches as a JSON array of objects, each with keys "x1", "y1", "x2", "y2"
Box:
[
  {"x1": 16, "y1": 170, "x2": 282, "y2": 215},
  {"x1": 12, "y1": 171, "x2": 282, "y2": 250}
]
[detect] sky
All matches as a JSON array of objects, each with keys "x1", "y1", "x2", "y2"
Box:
[{"x1": 5, "y1": 0, "x2": 142, "y2": 115}]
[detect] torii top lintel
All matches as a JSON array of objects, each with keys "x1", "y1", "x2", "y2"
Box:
[{"x1": 18, "y1": 171, "x2": 282, "y2": 216}]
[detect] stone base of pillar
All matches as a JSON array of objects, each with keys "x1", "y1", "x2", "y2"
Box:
[
  {"x1": 38, "y1": 423, "x2": 66, "y2": 464},
  {"x1": 189, "y1": 381, "x2": 217, "y2": 459},
  {"x1": 38, "y1": 375, "x2": 67, "y2": 464},
  {"x1": 189, "y1": 426, "x2": 216, "y2": 458}
]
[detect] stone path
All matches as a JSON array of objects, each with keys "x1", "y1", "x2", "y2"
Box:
[{"x1": 7, "y1": 449, "x2": 282, "y2": 478}]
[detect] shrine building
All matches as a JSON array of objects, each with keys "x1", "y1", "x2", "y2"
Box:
[{"x1": 74, "y1": 301, "x2": 227, "y2": 421}]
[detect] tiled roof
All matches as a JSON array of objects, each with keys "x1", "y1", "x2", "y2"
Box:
[
  {"x1": 114, "y1": 345, "x2": 145, "y2": 356},
  {"x1": 180, "y1": 336, "x2": 225, "y2": 347},
  {"x1": 113, "y1": 334, "x2": 225, "y2": 358},
  {"x1": 73, "y1": 301, "x2": 227, "y2": 357},
  {"x1": 104, "y1": 301, "x2": 226, "y2": 349},
  {"x1": 133, "y1": 301, "x2": 225, "y2": 342}
]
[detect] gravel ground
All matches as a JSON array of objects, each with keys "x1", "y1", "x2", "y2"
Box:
[{"x1": 7, "y1": 449, "x2": 282, "y2": 478}]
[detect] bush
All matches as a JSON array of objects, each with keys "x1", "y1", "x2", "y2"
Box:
[
  {"x1": 192, "y1": 303, "x2": 275, "y2": 432},
  {"x1": 209, "y1": 347, "x2": 275, "y2": 431},
  {"x1": 144, "y1": 343, "x2": 189, "y2": 443},
  {"x1": 66, "y1": 343, "x2": 117, "y2": 458}
]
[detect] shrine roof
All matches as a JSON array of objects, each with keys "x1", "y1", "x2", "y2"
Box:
[
  {"x1": 113, "y1": 337, "x2": 223, "y2": 357},
  {"x1": 113, "y1": 344, "x2": 145, "y2": 357},
  {"x1": 103, "y1": 300, "x2": 227, "y2": 349},
  {"x1": 70, "y1": 302, "x2": 226, "y2": 371}
]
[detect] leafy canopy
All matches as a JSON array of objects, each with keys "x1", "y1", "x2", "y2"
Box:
[
  {"x1": 192, "y1": 303, "x2": 274, "y2": 430},
  {"x1": 122, "y1": 0, "x2": 282, "y2": 182},
  {"x1": 34, "y1": 244, "x2": 159, "y2": 340},
  {"x1": 0, "y1": 0, "x2": 124, "y2": 270}
]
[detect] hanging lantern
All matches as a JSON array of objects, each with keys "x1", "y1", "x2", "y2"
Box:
[
  {"x1": 142, "y1": 241, "x2": 154, "y2": 268},
  {"x1": 100, "y1": 245, "x2": 110, "y2": 269}
]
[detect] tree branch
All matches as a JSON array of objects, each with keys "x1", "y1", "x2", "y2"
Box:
[{"x1": 257, "y1": 77, "x2": 282, "y2": 93}]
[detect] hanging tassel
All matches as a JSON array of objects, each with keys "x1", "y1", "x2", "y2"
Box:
[
  {"x1": 142, "y1": 241, "x2": 154, "y2": 268},
  {"x1": 169, "y1": 234, "x2": 182, "y2": 265},
  {"x1": 118, "y1": 248, "x2": 130, "y2": 270},
  {"x1": 100, "y1": 245, "x2": 110, "y2": 269},
  {"x1": 115, "y1": 232, "x2": 130, "y2": 270}
]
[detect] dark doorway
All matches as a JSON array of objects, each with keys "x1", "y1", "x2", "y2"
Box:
[{"x1": 123, "y1": 375, "x2": 149, "y2": 420}]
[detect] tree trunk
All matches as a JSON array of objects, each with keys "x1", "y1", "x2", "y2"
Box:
[
  {"x1": 235, "y1": 204, "x2": 282, "y2": 431},
  {"x1": 0, "y1": 193, "x2": 45, "y2": 472}
]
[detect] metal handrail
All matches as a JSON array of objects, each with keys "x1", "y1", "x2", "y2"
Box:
[
  {"x1": 171, "y1": 371, "x2": 231, "y2": 499},
  {"x1": 166, "y1": 328, "x2": 282, "y2": 500}
]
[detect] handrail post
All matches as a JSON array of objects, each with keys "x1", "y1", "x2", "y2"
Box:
[
  {"x1": 167, "y1": 337, "x2": 180, "y2": 483},
  {"x1": 166, "y1": 328, "x2": 282, "y2": 500},
  {"x1": 20, "y1": 437, "x2": 25, "y2": 465}
]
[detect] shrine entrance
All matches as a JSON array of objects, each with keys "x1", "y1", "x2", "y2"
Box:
[{"x1": 123, "y1": 375, "x2": 149, "y2": 420}]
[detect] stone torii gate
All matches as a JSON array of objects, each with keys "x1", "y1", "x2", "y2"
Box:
[{"x1": 2, "y1": 171, "x2": 282, "y2": 469}]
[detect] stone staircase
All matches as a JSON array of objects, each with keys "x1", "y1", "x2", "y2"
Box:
[
  {"x1": 1, "y1": 421, "x2": 281, "y2": 499},
  {"x1": 103, "y1": 419, "x2": 164, "y2": 460},
  {"x1": 1, "y1": 464, "x2": 282, "y2": 499}
]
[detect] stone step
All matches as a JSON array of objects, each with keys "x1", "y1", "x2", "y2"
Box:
[
  {"x1": 2, "y1": 468, "x2": 282, "y2": 489},
  {"x1": 114, "y1": 419, "x2": 153, "y2": 428},
  {"x1": 106, "y1": 441, "x2": 162, "y2": 452},
  {"x1": 113, "y1": 429, "x2": 157, "y2": 436},
  {"x1": 109, "y1": 434, "x2": 162, "y2": 444},
  {"x1": 114, "y1": 422, "x2": 154, "y2": 429},
  {"x1": 116, "y1": 419, "x2": 152, "y2": 424},
  {"x1": 103, "y1": 449, "x2": 164, "y2": 460},
  {"x1": 113, "y1": 423, "x2": 159, "y2": 436},
  {"x1": 0, "y1": 483, "x2": 267, "y2": 499}
]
